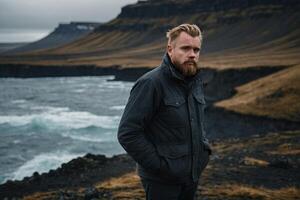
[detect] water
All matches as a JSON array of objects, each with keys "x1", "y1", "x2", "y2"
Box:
[{"x1": 0, "y1": 76, "x2": 133, "y2": 183}]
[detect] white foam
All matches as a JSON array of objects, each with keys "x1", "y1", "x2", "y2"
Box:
[
  {"x1": 73, "y1": 89, "x2": 85, "y2": 93},
  {"x1": 0, "y1": 106, "x2": 120, "y2": 130},
  {"x1": 30, "y1": 106, "x2": 69, "y2": 112},
  {"x1": 63, "y1": 131, "x2": 114, "y2": 142},
  {"x1": 12, "y1": 140, "x2": 21, "y2": 144},
  {"x1": 102, "y1": 75, "x2": 115, "y2": 81},
  {"x1": 11, "y1": 99, "x2": 27, "y2": 104},
  {"x1": 8, "y1": 151, "x2": 83, "y2": 181},
  {"x1": 110, "y1": 105, "x2": 125, "y2": 110},
  {"x1": 99, "y1": 81, "x2": 133, "y2": 90}
]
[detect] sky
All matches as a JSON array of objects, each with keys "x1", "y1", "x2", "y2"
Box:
[{"x1": 0, "y1": 0, "x2": 138, "y2": 42}]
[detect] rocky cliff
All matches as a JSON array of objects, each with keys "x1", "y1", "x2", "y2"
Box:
[
  {"x1": 99, "y1": 0, "x2": 299, "y2": 32},
  {"x1": 118, "y1": 0, "x2": 299, "y2": 19}
]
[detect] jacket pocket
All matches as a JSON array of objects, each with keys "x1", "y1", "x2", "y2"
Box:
[
  {"x1": 157, "y1": 143, "x2": 190, "y2": 179},
  {"x1": 161, "y1": 97, "x2": 186, "y2": 127},
  {"x1": 164, "y1": 97, "x2": 186, "y2": 107}
]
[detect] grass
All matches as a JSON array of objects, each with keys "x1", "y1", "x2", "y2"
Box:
[
  {"x1": 201, "y1": 185, "x2": 300, "y2": 200},
  {"x1": 96, "y1": 172, "x2": 145, "y2": 200},
  {"x1": 216, "y1": 65, "x2": 300, "y2": 122}
]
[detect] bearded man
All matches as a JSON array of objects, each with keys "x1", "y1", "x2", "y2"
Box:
[{"x1": 118, "y1": 24, "x2": 212, "y2": 200}]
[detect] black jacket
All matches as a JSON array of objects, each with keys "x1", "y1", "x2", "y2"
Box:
[{"x1": 118, "y1": 54, "x2": 211, "y2": 183}]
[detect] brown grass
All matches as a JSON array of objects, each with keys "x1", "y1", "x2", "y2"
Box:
[
  {"x1": 201, "y1": 185, "x2": 300, "y2": 200},
  {"x1": 96, "y1": 172, "x2": 145, "y2": 200},
  {"x1": 242, "y1": 157, "x2": 269, "y2": 167},
  {"x1": 216, "y1": 65, "x2": 300, "y2": 121}
]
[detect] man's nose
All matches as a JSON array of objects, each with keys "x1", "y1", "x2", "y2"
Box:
[{"x1": 188, "y1": 49, "x2": 196, "y2": 58}]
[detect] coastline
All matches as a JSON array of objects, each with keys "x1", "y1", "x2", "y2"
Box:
[
  {"x1": 0, "y1": 64, "x2": 151, "y2": 82},
  {"x1": 0, "y1": 153, "x2": 136, "y2": 198},
  {"x1": 0, "y1": 64, "x2": 299, "y2": 199},
  {"x1": 1, "y1": 130, "x2": 299, "y2": 199}
]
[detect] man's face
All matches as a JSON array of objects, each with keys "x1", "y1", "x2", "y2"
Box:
[{"x1": 167, "y1": 32, "x2": 201, "y2": 77}]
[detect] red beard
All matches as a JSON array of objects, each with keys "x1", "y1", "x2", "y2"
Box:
[{"x1": 174, "y1": 60, "x2": 199, "y2": 77}]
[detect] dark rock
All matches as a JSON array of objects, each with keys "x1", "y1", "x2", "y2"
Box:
[
  {"x1": 266, "y1": 89, "x2": 284, "y2": 99},
  {"x1": 48, "y1": 169, "x2": 56, "y2": 177},
  {"x1": 59, "y1": 190, "x2": 77, "y2": 200},
  {"x1": 0, "y1": 154, "x2": 135, "y2": 199},
  {"x1": 33, "y1": 172, "x2": 39, "y2": 177},
  {"x1": 268, "y1": 158, "x2": 293, "y2": 169},
  {"x1": 84, "y1": 187, "x2": 99, "y2": 200},
  {"x1": 0, "y1": 63, "x2": 151, "y2": 81}
]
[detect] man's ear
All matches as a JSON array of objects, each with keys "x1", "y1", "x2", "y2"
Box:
[{"x1": 167, "y1": 44, "x2": 172, "y2": 56}]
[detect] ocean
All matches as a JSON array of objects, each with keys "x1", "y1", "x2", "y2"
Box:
[{"x1": 0, "y1": 76, "x2": 133, "y2": 184}]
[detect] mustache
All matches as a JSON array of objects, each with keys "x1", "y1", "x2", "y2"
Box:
[{"x1": 184, "y1": 60, "x2": 197, "y2": 65}]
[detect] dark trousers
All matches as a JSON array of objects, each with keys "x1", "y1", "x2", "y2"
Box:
[{"x1": 141, "y1": 178, "x2": 199, "y2": 200}]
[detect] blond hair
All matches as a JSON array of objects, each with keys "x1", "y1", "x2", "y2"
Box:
[{"x1": 166, "y1": 24, "x2": 202, "y2": 47}]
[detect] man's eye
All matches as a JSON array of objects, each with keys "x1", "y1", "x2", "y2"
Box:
[{"x1": 194, "y1": 48, "x2": 200, "y2": 53}]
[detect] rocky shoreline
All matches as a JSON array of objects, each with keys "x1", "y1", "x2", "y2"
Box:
[
  {"x1": 0, "y1": 64, "x2": 151, "y2": 82},
  {"x1": 1, "y1": 130, "x2": 299, "y2": 199},
  {"x1": 0, "y1": 154, "x2": 135, "y2": 199}
]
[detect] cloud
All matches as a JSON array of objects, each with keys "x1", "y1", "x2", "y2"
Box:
[{"x1": 0, "y1": 0, "x2": 137, "y2": 29}]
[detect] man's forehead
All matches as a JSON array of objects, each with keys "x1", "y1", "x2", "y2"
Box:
[{"x1": 175, "y1": 32, "x2": 200, "y2": 47}]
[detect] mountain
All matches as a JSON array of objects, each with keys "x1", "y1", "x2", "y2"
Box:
[
  {"x1": 2, "y1": 22, "x2": 101, "y2": 55},
  {"x1": 0, "y1": 43, "x2": 28, "y2": 54},
  {"x1": 0, "y1": 0, "x2": 299, "y2": 69}
]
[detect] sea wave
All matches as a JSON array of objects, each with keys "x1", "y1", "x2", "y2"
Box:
[
  {"x1": 7, "y1": 151, "x2": 83, "y2": 181},
  {"x1": 98, "y1": 81, "x2": 133, "y2": 90},
  {"x1": 110, "y1": 105, "x2": 125, "y2": 110},
  {"x1": 62, "y1": 131, "x2": 115, "y2": 143},
  {"x1": 60, "y1": 125, "x2": 116, "y2": 142},
  {"x1": 11, "y1": 99, "x2": 27, "y2": 104},
  {"x1": 0, "y1": 106, "x2": 120, "y2": 130}
]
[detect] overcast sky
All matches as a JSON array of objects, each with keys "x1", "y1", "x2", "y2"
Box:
[
  {"x1": 0, "y1": 0, "x2": 137, "y2": 42},
  {"x1": 0, "y1": 0, "x2": 137, "y2": 29}
]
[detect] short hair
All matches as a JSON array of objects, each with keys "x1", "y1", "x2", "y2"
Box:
[{"x1": 166, "y1": 24, "x2": 202, "y2": 47}]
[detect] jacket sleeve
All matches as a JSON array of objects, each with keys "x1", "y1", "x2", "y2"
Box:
[{"x1": 118, "y1": 77, "x2": 161, "y2": 172}]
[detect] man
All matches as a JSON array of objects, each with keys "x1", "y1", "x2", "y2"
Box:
[{"x1": 118, "y1": 24, "x2": 212, "y2": 200}]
